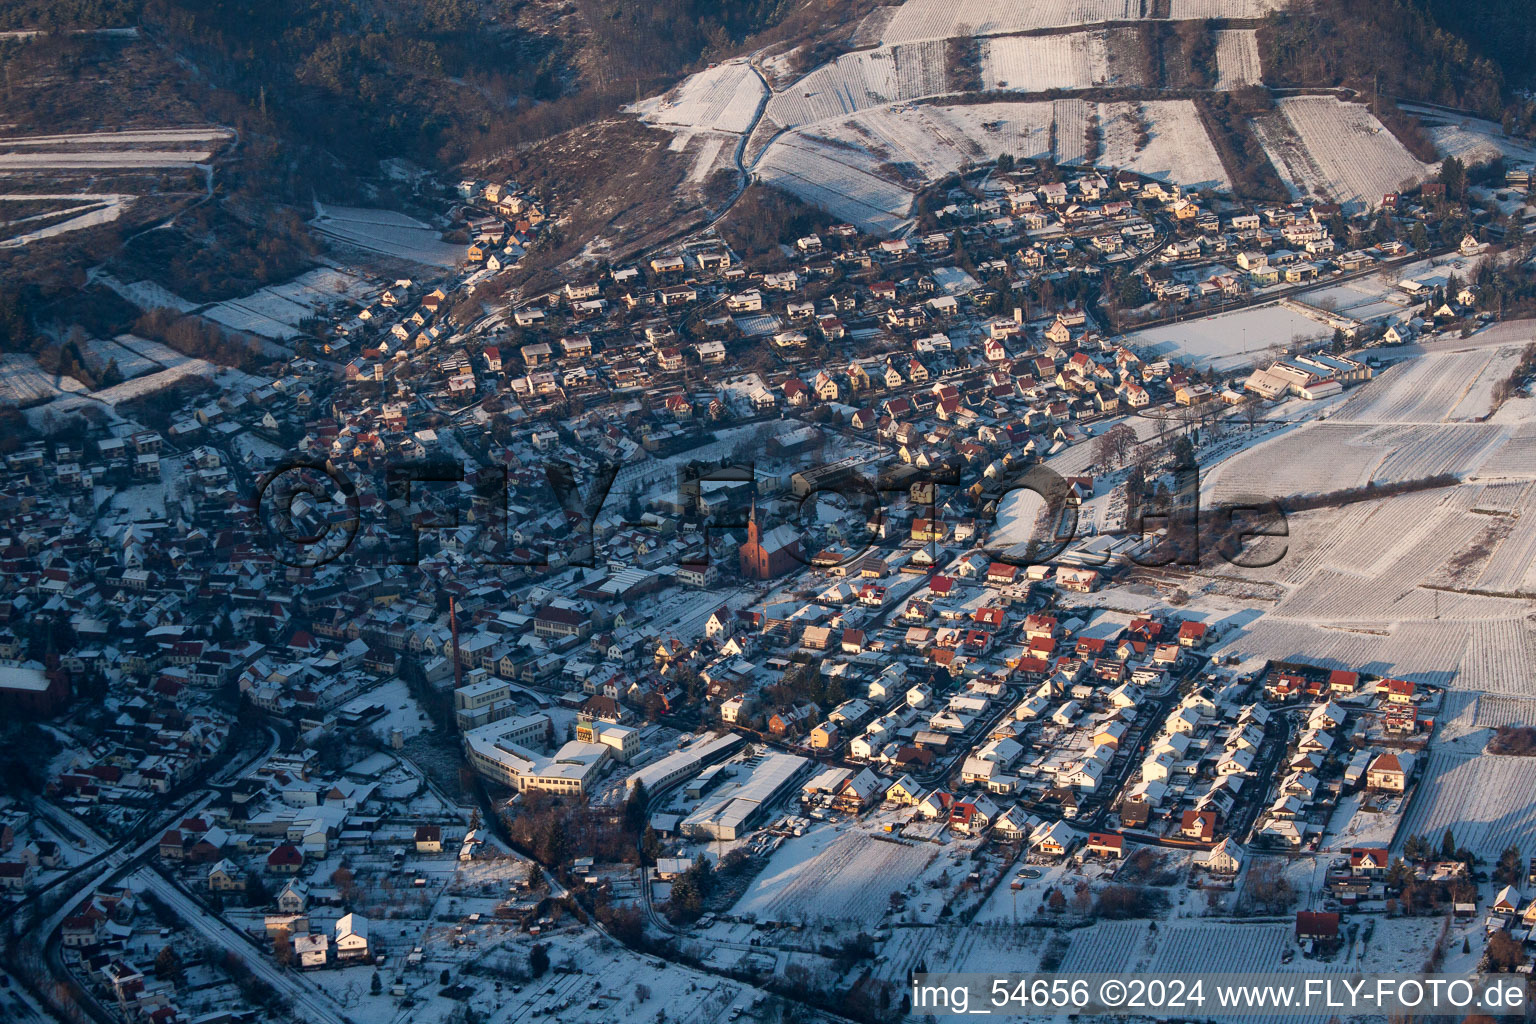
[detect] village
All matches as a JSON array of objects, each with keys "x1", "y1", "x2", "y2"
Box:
[{"x1": 1, "y1": 48, "x2": 1536, "y2": 1024}]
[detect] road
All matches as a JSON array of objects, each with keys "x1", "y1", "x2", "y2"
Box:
[
  {"x1": 132, "y1": 867, "x2": 350, "y2": 1024},
  {"x1": 3, "y1": 727, "x2": 280, "y2": 1024}
]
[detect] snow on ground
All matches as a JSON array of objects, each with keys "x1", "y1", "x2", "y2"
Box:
[
  {"x1": 0, "y1": 193, "x2": 128, "y2": 247},
  {"x1": 1332, "y1": 344, "x2": 1527, "y2": 423},
  {"x1": 200, "y1": 267, "x2": 368, "y2": 340},
  {"x1": 1397, "y1": 751, "x2": 1536, "y2": 862},
  {"x1": 877, "y1": 0, "x2": 1292, "y2": 45},
  {"x1": 1126, "y1": 301, "x2": 1328, "y2": 370},
  {"x1": 91, "y1": 270, "x2": 199, "y2": 314},
  {"x1": 688, "y1": 134, "x2": 727, "y2": 183},
  {"x1": 82, "y1": 337, "x2": 160, "y2": 380},
  {"x1": 1405, "y1": 105, "x2": 1536, "y2": 168},
  {"x1": 755, "y1": 132, "x2": 916, "y2": 234},
  {"x1": 732, "y1": 821, "x2": 940, "y2": 926},
  {"x1": 979, "y1": 31, "x2": 1113, "y2": 93},
  {"x1": 309, "y1": 203, "x2": 462, "y2": 269},
  {"x1": 761, "y1": 42, "x2": 944, "y2": 131},
  {"x1": 632, "y1": 59, "x2": 766, "y2": 135},
  {"x1": 87, "y1": 359, "x2": 218, "y2": 409},
  {"x1": 1211, "y1": 29, "x2": 1263, "y2": 90},
  {"x1": 759, "y1": 99, "x2": 1225, "y2": 232},
  {"x1": 1096, "y1": 101, "x2": 1230, "y2": 191},
  {"x1": 0, "y1": 128, "x2": 229, "y2": 147},
  {"x1": 0, "y1": 150, "x2": 210, "y2": 169},
  {"x1": 0, "y1": 353, "x2": 84, "y2": 406},
  {"x1": 1252, "y1": 97, "x2": 1436, "y2": 214}
]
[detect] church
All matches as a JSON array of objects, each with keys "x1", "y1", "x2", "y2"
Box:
[{"x1": 738, "y1": 502, "x2": 803, "y2": 579}]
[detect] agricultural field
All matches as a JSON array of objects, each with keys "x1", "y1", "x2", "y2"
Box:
[
  {"x1": 920, "y1": 925, "x2": 1050, "y2": 974},
  {"x1": 632, "y1": 59, "x2": 766, "y2": 135},
  {"x1": 1332, "y1": 346, "x2": 1527, "y2": 424},
  {"x1": 731, "y1": 825, "x2": 940, "y2": 926},
  {"x1": 81, "y1": 338, "x2": 162, "y2": 380},
  {"x1": 876, "y1": 0, "x2": 1292, "y2": 46},
  {"x1": 1211, "y1": 30, "x2": 1263, "y2": 90},
  {"x1": 201, "y1": 266, "x2": 377, "y2": 341},
  {"x1": 978, "y1": 32, "x2": 1116, "y2": 93},
  {"x1": 0, "y1": 193, "x2": 129, "y2": 248},
  {"x1": 761, "y1": 42, "x2": 946, "y2": 131},
  {"x1": 754, "y1": 133, "x2": 917, "y2": 233},
  {"x1": 1397, "y1": 751, "x2": 1536, "y2": 862},
  {"x1": 1057, "y1": 920, "x2": 1154, "y2": 973},
  {"x1": 1094, "y1": 101, "x2": 1229, "y2": 191},
  {"x1": 0, "y1": 127, "x2": 229, "y2": 169},
  {"x1": 0, "y1": 353, "x2": 85, "y2": 407},
  {"x1": 1251, "y1": 97, "x2": 1435, "y2": 214},
  {"x1": 308, "y1": 203, "x2": 463, "y2": 269},
  {"x1": 1477, "y1": 423, "x2": 1536, "y2": 480}
]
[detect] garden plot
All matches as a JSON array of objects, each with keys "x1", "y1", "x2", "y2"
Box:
[
  {"x1": 732, "y1": 824, "x2": 939, "y2": 926},
  {"x1": 1127, "y1": 301, "x2": 1327, "y2": 370},
  {"x1": 1094, "y1": 101, "x2": 1229, "y2": 191},
  {"x1": 1211, "y1": 30, "x2": 1263, "y2": 90},
  {"x1": 632, "y1": 59, "x2": 765, "y2": 135},
  {"x1": 1397, "y1": 751, "x2": 1536, "y2": 862},
  {"x1": 309, "y1": 203, "x2": 461, "y2": 269},
  {"x1": 979, "y1": 32, "x2": 1113, "y2": 93},
  {"x1": 1252, "y1": 97, "x2": 1434, "y2": 214}
]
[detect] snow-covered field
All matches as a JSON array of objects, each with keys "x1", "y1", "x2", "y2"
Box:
[
  {"x1": 201, "y1": 267, "x2": 372, "y2": 340},
  {"x1": 1092, "y1": 101, "x2": 1229, "y2": 189},
  {"x1": 1333, "y1": 345, "x2": 1526, "y2": 424},
  {"x1": 759, "y1": 99, "x2": 1226, "y2": 232},
  {"x1": 309, "y1": 203, "x2": 462, "y2": 269},
  {"x1": 82, "y1": 337, "x2": 161, "y2": 380},
  {"x1": 633, "y1": 59, "x2": 766, "y2": 135},
  {"x1": 0, "y1": 192, "x2": 128, "y2": 247},
  {"x1": 1211, "y1": 29, "x2": 1263, "y2": 90},
  {"x1": 1398, "y1": 751, "x2": 1536, "y2": 862},
  {"x1": 877, "y1": 0, "x2": 1291, "y2": 45},
  {"x1": 1127, "y1": 302, "x2": 1328, "y2": 370},
  {"x1": 0, "y1": 353, "x2": 84, "y2": 406},
  {"x1": 755, "y1": 132, "x2": 917, "y2": 234},
  {"x1": 762, "y1": 42, "x2": 947, "y2": 131},
  {"x1": 979, "y1": 32, "x2": 1114, "y2": 93},
  {"x1": 732, "y1": 824, "x2": 939, "y2": 925},
  {"x1": 1252, "y1": 97, "x2": 1435, "y2": 214}
]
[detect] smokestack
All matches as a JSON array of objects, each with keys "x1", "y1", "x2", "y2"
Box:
[{"x1": 450, "y1": 596, "x2": 463, "y2": 691}]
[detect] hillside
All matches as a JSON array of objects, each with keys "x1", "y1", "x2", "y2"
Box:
[{"x1": 3, "y1": 0, "x2": 1536, "y2": 319}]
